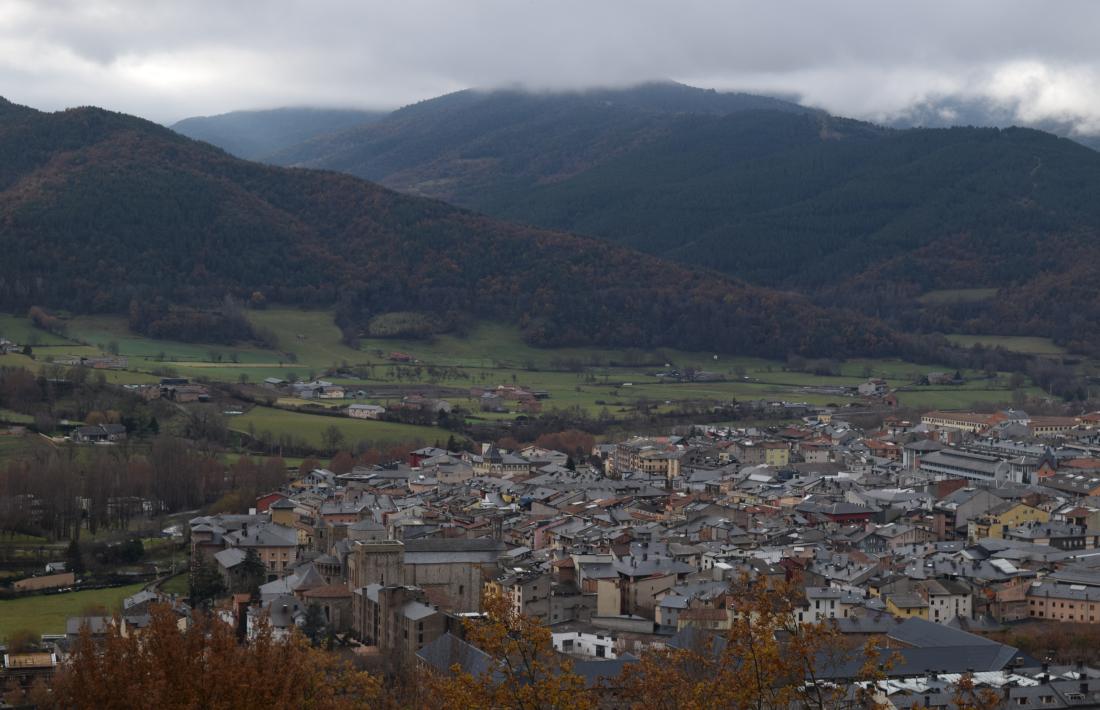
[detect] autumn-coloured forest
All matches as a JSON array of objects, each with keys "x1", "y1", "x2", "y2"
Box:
[{"x1": 0, "y1": 97, "x2": 896, "y2": 362}]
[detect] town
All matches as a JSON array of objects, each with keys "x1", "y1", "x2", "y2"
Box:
[
  {"x1": 10, "y1": 374, "x2": 1100, "y2": 706},
  {"x1": 6, "y1": 7, "x2": 1100, "y2": 703}
]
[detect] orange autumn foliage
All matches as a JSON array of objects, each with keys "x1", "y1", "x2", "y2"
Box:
[
  {"x1": 46, "y1": 606, "x2": 382, "y2": 710},
  {"x1": 423, "y1": 590, "x2": 596, "y2": 710},
  {"x1": 616, "y1": 574, "x2": 894, "y2": 710}
]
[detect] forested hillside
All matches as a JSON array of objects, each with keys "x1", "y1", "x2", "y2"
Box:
[
  {"x1": 171, "y1": 107, "x2": 386, "y2": 161},
  {"x1": 0, "y1": 97, "x2": 896, "y2": 360},
  {"x1": 492, "y1": 114, "x2": 1100, "y2": 352},
  {"x1": 266, "y1": 82, "x2": 811, "y2": 203},
  {"x1": 264, "y1": 84, "x2": 1100, "y2": 354}
]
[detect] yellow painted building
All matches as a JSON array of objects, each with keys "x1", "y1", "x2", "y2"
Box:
[
  {"x1": 762, "y1": 443, "x2": 790, "y2": 468},
  {"x1": 968, "y1": 501, "x2": 1050, "y2": 543},
  {"x1": 885, "y1": 594, "x2": 929, "y2": 620}
]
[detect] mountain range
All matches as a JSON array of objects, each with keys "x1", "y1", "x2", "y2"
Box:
[
  {"x1": 170, "y1": 107, "x2": 386, "y2": 161},
  {"x1": 172, "y1": 82, "x2": 1100, "y2": 355},
  {"x1": 0, "y1": 96, "x2": 895, "y2": 360}
]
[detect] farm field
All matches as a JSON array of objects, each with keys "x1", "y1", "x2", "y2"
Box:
[
  {"x1": 0, "y1": 582, "x2": 146, "y2": 641},
  {"x1": 64, "y1": 315, "x2": 277, "y2": 365},
  {"x1": 894, "y1": 387, "x2": 1043, "y2": 409},
  {"x1": 0, "y1": 409, "x2": 34, "y2": 425},
  {"x1": 159, "y1": 573, "x2": 189, "y2": 596},
  {"x1": 917, "y1": 288, "x2": 998, "y2": 305},
  {"x1": 230, "y1": 406, "x2": 444, "y2": 449},
  {"x1": 0, "y1": 314, "x2": 71, "y2": 346},
  {"x1": 0, "y1": 435, "x2": 50, "y2": 465},
  {"x1": 0, "y1": 309, "x2": 1053, "y2": 420},
  {"x1": 945, "y1": 334, "x2": 1066, "y2": 355},
  {"x1": 222, "y1": 452, "x2": 310, "y2": 470}
]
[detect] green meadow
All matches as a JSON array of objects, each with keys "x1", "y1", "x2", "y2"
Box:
[
  {"x1": 917, "y1": 288, "x2": 998, "y2": 305},
  {"x1": 0, "y1": 583, "x2": 147, "y2": 641},
  {"x1": 945, "y1": 334, "x2": 1066, "y2": 355},
  {"x1": 230, "y1": 406, "x2": 443, "y2": 449},
  {"x1": 0, "y1": 308, "x2": 1048, "y2": 432}
]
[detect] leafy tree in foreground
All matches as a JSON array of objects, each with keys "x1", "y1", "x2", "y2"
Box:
[
  {"x1": 48, "y1": 605, "x2": 381, "y2": 709},
  {"x1": 616, "y1": 574, "x2": 894, "y2": 710},
  {"x1": 425, "y1": 590, "x2": 596, "y2": 710}
]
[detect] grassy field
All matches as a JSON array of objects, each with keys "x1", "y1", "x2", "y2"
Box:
[
  {"x1": 894, "y1": 387, "x2": 1043, "y2": 409},
  {"x1": 946, "y1": 334, "x2": 1066, "y2": 355},
  {"x1": 231, "y1": 406, "x2": 444, "y2": 448},
  {"x1": 222, "y1": 452, "x2": 310, "y2": 470},
  {"x1": 0, "y1": 314, "x2": 72, "y2": 346},
  {"x1": 918, "y1": 288, "x2": 998, "y2": 305},
  {"x1": 0, "y1": 583, "x2": 146, "y2": 640},
  {"x1": 159, "y1": 573, "x2": 189, "y2": 596},
  {"x1": 0, "y1": 409, "x2": 34, "y2": 425},
  {"x1": 64, "y1": 315, "x2": 277, "y2": 364},
  {"x1": 0, "y1": 434, "x2": 51, "y2": 465},
  {"x1": 0, "y1": 309, "x2": 1060, "y2": 421}
]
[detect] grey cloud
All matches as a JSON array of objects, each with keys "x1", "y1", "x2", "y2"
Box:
[{"x1": 3, "y1": 0, "x2": 1100, "y2": 133}]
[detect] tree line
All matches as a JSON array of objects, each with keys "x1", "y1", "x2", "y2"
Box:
[{"x1": 0, "y1": 441, "x2": 287, "y2": 541}]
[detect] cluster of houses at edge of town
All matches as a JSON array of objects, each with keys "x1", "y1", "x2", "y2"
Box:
[
  {"x1": 260, "y1": 378, "x2": 550, "y2": 420},
  {"x1": 13, "y1": 406, "x2": 1100, "y2": 704}
]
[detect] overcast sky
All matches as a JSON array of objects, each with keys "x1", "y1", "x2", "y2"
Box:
[{"x1": 4, "y1": 0, "x2": 1100, "y2": 132}]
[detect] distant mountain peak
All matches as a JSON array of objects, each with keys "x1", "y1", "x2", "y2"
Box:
[{"x1": 171, "y1": 106, "x2": 387, "y2": 161}]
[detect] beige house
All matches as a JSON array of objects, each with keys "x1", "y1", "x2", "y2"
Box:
[{"x1": 1028, "y1": 581, "x2": 1100, "y2": 623}]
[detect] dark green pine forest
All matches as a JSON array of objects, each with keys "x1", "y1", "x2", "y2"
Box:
[
  {"x1": 0, "y1": 96, "x2": 895, "y2": 360},
  {"x1": 256, "y1": 83, "x2": 1100, "y2": 355}
]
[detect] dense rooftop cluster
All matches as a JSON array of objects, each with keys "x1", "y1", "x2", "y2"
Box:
[{"x1": 10, "y1": 403, "x2": 1100, "y2": 706}]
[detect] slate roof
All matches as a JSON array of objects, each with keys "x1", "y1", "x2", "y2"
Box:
[
  {"x1": 213, "y1": 548, "x2": 247, "y2": 569},
  {"x1": 224, "y1": 523, "x2": 297, "y2": 548},
  {"x1": 571, "y1": 655, "x2": 640, "y2": 687},
  {"x1": 889, "y1": 617, "x2": 997, "y2": 648},
  {"x1": 417, "y1": 632, "x2": 496, "y2": 678}
]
